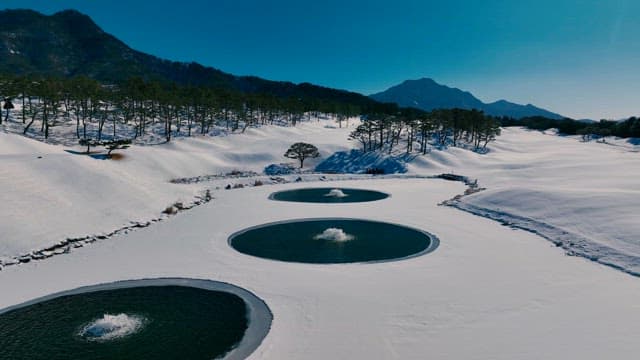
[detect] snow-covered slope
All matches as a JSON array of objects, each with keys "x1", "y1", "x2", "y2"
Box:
[
  {"x1": 1, "y1": 122, "x2": 639, "y2": 274},
  {"x1": 440, "y1": 128, "x2": 640, "y2": 275},
  {"x1": 1, "y1": 119, "x2": 640, "y2": 359},
  {"x1": 0, "y1": 121, "x2": 356, "y2": 260}
]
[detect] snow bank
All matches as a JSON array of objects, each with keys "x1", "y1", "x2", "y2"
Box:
[{"x1": 431, "y1": 128, "x2": 640, "y2": 276}]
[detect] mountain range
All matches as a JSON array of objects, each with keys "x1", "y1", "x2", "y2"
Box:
[
  {"x1": 0, "y1": 9, "x2": 375, "y2": 108},
  {"x1": 370, "y1": 78, "x2": 563, "y2": 119},
  {"x1": 0, "y1": 9, "x2": 562, "y2": 119}
]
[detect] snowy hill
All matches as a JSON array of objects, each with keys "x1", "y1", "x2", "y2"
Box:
[
  {"x1": 2, "y1": 117, "x2": 640, "y2": 359},
  {"x1": 1, "y1": 118, "x2": 638, "y2": 275},
  {"x1": 0, "y1": 120, "x2": 356, "y2": 261}
]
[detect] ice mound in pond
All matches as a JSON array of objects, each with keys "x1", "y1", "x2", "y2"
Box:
[
  {"x1": 324, "y1": 189, "x2": 348, "y2": 198},
  {"x1": 79, "y1": 313, "x2": 145, "y2": 341},
  {"x1": 313, "y1": 228, "x2": 355, "y2": 242}
]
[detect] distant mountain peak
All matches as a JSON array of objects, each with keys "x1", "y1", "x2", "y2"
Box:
[
  {"x1": 371, "y1": 77, "x2": 485, "y2": 112},
  {"x1": 398, "y1": 77, "x2": 467, "y2": 93},
  {"x1": 53, "y1": 9, "x2": 86, "y2": 15},
  {"x1": 370, "y1": 78, "x2": 563, "y2": 119},
  {"x1": 52, "y1": 9, "x2": 98, "y2": 23},
  {"x1": 406, "y1": 77, "x2": 437, "y2": 84}
]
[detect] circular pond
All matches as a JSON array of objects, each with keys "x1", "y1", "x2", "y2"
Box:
[
  {"x1": 269, "y1": 187, "x2": 389, "y2": 203},
  {"x1": 0, "y1": 278, "x2": 272, "y2": 360},
  {"x1": 229, "y1": 218, "x2": 438, "y2": 264}
]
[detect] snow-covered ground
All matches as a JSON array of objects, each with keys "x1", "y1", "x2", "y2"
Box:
[
  {"x1": 0, "y1": 121, "x2": 355, "y2": 261},
  {"x1": 424, "y1": 128, "x2": 640, "y2": 275},
  {"x1": 1, "y1": 179, "x2": 639, "y2": 359},
  {"x1": 1, "y1": 119, "x2": 640, "y2": 358}
]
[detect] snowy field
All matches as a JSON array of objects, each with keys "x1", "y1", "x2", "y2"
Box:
[
  {"x1": 1, "y1": 118, "x2": 640, "y2": 358},
  {"x1": 1, "y1": 179, "x2": 639, "y2": 359}
]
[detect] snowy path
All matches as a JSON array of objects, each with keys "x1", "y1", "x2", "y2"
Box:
[{"x1": 1, "y1": 179, "x2": 639, "y2": 359}]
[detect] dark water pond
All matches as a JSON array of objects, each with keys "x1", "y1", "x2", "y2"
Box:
[
  {"x1": 230, "y1": 219, "x2": 438, "y2": 264},
  {"x1": 269, "y1": 188, "x2": 389, "y2": 203},
  {"x1": 0, "y1": 286, "x2": 250, "y2": 360}
]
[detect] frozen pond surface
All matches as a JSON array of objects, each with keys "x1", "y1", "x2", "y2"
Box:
[{"x1": 2, "y1": 179, "x2": 640, "y2": 360}]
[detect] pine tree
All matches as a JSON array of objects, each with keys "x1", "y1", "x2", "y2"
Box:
[{"x1": 284, "y1": 142, "x2": 320, "y2": 168}]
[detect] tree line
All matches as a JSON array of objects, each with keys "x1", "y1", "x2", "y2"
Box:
[
  {"x1": 500, "y1": 116, "x2": 640, "y2": 140},
  {"x1": 0, "y1": 73, "x2": 502, "y2": 155},
  {"x1": 349, "y1": 108, "x2": 501, "y2": 153},
  {"x1": 0, "y1": 74, "x2": 367, "y2": 141}
]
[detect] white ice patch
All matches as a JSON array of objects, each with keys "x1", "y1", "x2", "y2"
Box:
[
  {"x1": 313, "y1": 228, "x2": 355, "y2": 242},
  {"x1": 79, "y1": 313, "x2": 145, "y2": 342},
  {"x1": 324, "y1": 189, "x2": 348, "y2": 198}
]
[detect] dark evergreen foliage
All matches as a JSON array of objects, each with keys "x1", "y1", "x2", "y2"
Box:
[
  {"x1": 78, "y1": 138, "x2": 131, "y2": 156},
  {"x1": 350, "y1": 108, "x2": 501, "y2": 153},
  {"x1": 500, "y1": 116, "x2": 640, "y2": 139},
  {"x1": 0, "y1": 73, "x2": 382, "y2": 140}
]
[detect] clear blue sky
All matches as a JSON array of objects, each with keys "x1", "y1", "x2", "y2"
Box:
[{"x1": 3, "y1": 0, "x2": 639, "y2": 119}]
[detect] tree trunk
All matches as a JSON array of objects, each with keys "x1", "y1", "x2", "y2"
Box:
[
  {"x1": 21, "y1": 95, "x2": 26, "y2": 124},
  {"x1": 75, "y1": 112, "x2": 81, "y2": 139},
  {"x1": 23, "y1": 116, "x2": 36, "y2": 134}
]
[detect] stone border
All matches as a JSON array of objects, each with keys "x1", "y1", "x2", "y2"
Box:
[
  {"x1": 0, "y1": 278, "x2": 273, "y2": 360},
  {"x1": 268, "y1": 187, "x2": 391, "y2": 203},
  {"x1": 228, "y1": 217, "x2": 440, "y2": 265},
  {"x1": 0, "y1": 190, "x2": 213, "y2": 270}
]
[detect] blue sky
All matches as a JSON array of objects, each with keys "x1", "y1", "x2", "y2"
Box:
[{"x1": 3, "y1": 0, "x2": 638, "y2": 119}]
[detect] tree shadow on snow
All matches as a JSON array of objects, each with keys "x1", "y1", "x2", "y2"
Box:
[
  {"x1": 64, "y1": 149, "x2": 122, "y2": 160},
  {"x1": 315, "y1": 149, "x2": 408, "y2": 174}
]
